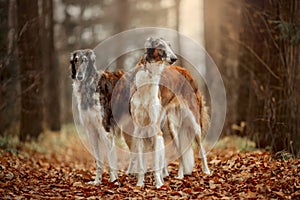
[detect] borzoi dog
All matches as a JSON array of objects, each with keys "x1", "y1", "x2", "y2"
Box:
[
  {"x1": 160, "y1": 66, "x2": 211, "y2": 178},
  {"x1": 110, "y1": 45, "x2": 210, "y2": 182},
  {"x1": 70, "y1": 49, "x2": 118, "y2": 184},
  {"x1": 128, "y1": 37, "x2": 177, "y2": 188}
]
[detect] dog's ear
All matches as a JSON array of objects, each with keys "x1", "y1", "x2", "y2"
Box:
[
  {"x1": 161, "y1": 38, "x2": 171, "y2": 47},
  {"x1": 154, "y1": 38, "x2": 162, "y2": 48},
  {"x1": 86, "y1": 50, "x2": 96, "y2": 70},
  {"x1": 144, "y1": 37, "x2": 154, "y2": 49},
  {"x1": 87, "y1": 49, "x2": 96, "y2": 63},
  {"x1": 85, "y1": 50, "x2": 97, "y2": 78},
  {"x1": 70, "y1": 52, "x2": 76, "y2": 79},
  {"x1": 152, "y1": 38, "x2": 165, "y2": 49}
]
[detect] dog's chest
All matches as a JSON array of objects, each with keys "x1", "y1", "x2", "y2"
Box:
[
  {"x1": 73, "y1": 81, "x2": 103, "y2": 116},
  {"x1": 131, "y1": 86, "x2": 160, "y2": 107},
  {"x1": 135, "y1": 63, "x2": 164, "y2": 87}
]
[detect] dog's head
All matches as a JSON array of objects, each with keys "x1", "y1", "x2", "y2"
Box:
[
  {"x1": 70, "y1": 49, "x2": 96, "y2": 81},
  {"x1": 144, "y1": 37, "x2": 177, "y2": 65}
]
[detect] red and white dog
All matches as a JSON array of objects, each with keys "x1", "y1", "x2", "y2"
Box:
[
  {"x1": 128, "y1": 37, "x2": 178, "y2": 188},
  {"x1": 160, "y1": 66, "x2": 211, "y2": 178},
  {"x1": 98, "y1": 38, "x2": 210, "y2": 186}
]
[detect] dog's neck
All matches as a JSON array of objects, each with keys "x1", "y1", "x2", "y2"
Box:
[
  {"x1": 135, "y1": 57, "x2": 166, "y2": 88},
  {"x1": 136, "y1": 63, "x2": 164, "y2": 88}
]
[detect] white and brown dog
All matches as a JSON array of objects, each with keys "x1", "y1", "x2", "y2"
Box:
[
  {"x1": 70, "y1": 49, "x2": 118, "y2": 184},
  {"x1": 160, "y1": 66, "x2": 211, "y2": 178},
  {"x1": 127, "y1": 37, "x2": 177, "y2": 188}
]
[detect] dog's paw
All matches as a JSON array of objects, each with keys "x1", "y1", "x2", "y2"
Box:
[
  {"x1": 202, "y1": 167, "x2": 211, "y2": 175},
  {"x1": 136, "y1": 177, "x2": 144, "y2": 187},
  {"x1": 155, "y1": 181, "x2": 164, "y2": 189},
  {"x1": 109, "y1": 173, "x2": 118, "y2": 182},
  {"x1": 88, "y1": 180, "x2": 101, "y2": 185},
  {"x1": 136, "y1": 181, "x2": 144, "y2": 187},
  {"x1": 176, "y1": 174, "x2": 184, "y2": 179},
  {"x1": 176, "y1": 168, "x2": 184, "y2": 179},
  {"x1": 162, "y1": 167, "x2": 169, "y2": 178},
  {"x1": 113, "y1": 181, "x2": 120, "y2": 186}
]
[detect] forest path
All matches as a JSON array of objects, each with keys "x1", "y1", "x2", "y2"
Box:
[{"x1": 1, "y1": 126, "x2": 299, "y2": 199}]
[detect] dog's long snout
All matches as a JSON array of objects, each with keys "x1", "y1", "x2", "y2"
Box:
[
  {"x1": 77, "y1": 72, "x2": 83, "y2": 81},
  {"x1": 168, "y1": 54, "x2": 177, "y2": 65},
  {"x1": 170, "y1": 56, "x2": 177, "y2": 64}
]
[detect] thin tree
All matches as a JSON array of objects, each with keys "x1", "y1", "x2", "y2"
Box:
[
  {"x1": 0, "y1": 0, "x2": 19, "y2": 136},
  {"x1": 0, "y1": 0, "x2": 10, "y2": 135},
  {"x1": 41, "y1": 0, "x2": 61, "y2": 131},
  {"x1": 17, "y1": 0, "x2": 43, "y2": 141}
]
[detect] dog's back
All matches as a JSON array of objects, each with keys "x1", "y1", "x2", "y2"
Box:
[
  {"x1": 160, "y1": 66, "x2": 210, "y2": 137},
  {"x1": 97, "y1": 70, "x2": 125, "y2": 132},
  {"x1": 96, "y1": 66, "x2": 210, "y2": 137}
]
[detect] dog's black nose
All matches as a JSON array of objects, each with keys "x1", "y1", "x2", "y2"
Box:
[
  {"x1": 77, "y1": 73, "x2": 83, "y2": 81},
  {"x1": 170, "y1": 57, "x2": 177, "y2": 63}
]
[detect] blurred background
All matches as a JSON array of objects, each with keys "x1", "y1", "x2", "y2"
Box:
[{"x1": 0, "y1": 0, "x2": 299, "y2": 157}]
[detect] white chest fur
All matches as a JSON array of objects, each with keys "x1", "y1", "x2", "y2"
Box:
[
  {"x1": 72, "y1": 81, "x2": 104, "y2": 126},
  {"x1": 130, "y1": 62, "x2": 165, "y2": 130},
  {"x1": 135, "y1": 63, "x2": 165, "y2": 88}
]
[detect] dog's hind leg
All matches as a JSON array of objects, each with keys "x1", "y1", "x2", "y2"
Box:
[
  {"x1": 194, "y1": 122, "x2": 210, "y2": 175},
  {"x1": 178, "y1": 116, "x2": 195, "y2": 176},
  {"x1": 129, "y1": 126, "x2": 145, "y2": 186},
  {"x1": 168, "y1": 120, "x2": 184, "y2": 179},
  {"x1": 106, "y1": 132, "x2": 118, "y2": 182},
  {"x1": 199, "y1": 140, "x2": 210, "y2": 175}
]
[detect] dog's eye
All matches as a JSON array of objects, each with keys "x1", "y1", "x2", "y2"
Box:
[
  {"x1": 157, "y1": 43, "x2": 165, "y2": 49},
  {"x1": 74, "y1": 56, "x2": 80, "y2": 64},
  {"x1": 82, "y1": 56, "x2": 88, "y2": 62},
  {"x1": 158, "y1": 49, "x2": 165, "y2": 57}
]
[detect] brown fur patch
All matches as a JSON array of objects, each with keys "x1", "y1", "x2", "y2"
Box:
[
  {"x1": 160, "y1": 66, "x2": 210, "y2": 137},
  {"x1": 97, "y1": 70, "x2": 125, "y2": 132},
  {"x1": 96, "y1": 64, "x2": 210, "y2": 149}
]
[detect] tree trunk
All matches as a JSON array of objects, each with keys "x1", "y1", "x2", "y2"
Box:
[
  {"x1": 0, "y1": 0, "x2": 19, "y2": 136},
  {"x1": 114, "y1": 0, "x2": 129, "y2": 70},
  {"x1": 204, "y1": 0, "x2": 242, "y2": 135},
  {"x1": 0, "y1": 0, "x2": 10, "y2": 135},
  {"x1": 42, "y1": 0, "x2": 61, "y2": 131},
  {"x1": 17, "y1": 0, "x2": 43, "y2": 141}
]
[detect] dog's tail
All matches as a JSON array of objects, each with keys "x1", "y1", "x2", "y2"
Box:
[{"x1": 198, "y1": 93, "x2": 210, "y2": 138}]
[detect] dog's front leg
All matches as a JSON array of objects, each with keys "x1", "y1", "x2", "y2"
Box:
[
  {"x1": 92, "y1": 159, "x2": 103, "y2": 184},
  {"x1": 136, "y1": 135, "x2": 145, "y2": 187},
  {"x1": 162, "y1": 161, "x2": 169, "y2": 178},
  {"x1": 126, "y1": 152, "x2": 136, "y2": 175},
  {"x1": 153, "y1": 130, "x2": 165, "y2": 188},
  {"x1": 88, "y1": 131, "x2": 103, "y2": 184}
]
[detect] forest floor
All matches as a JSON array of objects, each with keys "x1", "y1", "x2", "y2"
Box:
[{"x1": 0, "y1": 125, "x2": 299, "y2": 199}]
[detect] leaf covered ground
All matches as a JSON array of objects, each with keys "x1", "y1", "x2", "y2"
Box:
[{"x1": 0, "y1": 127, "x2": 299, "y2": 199}]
